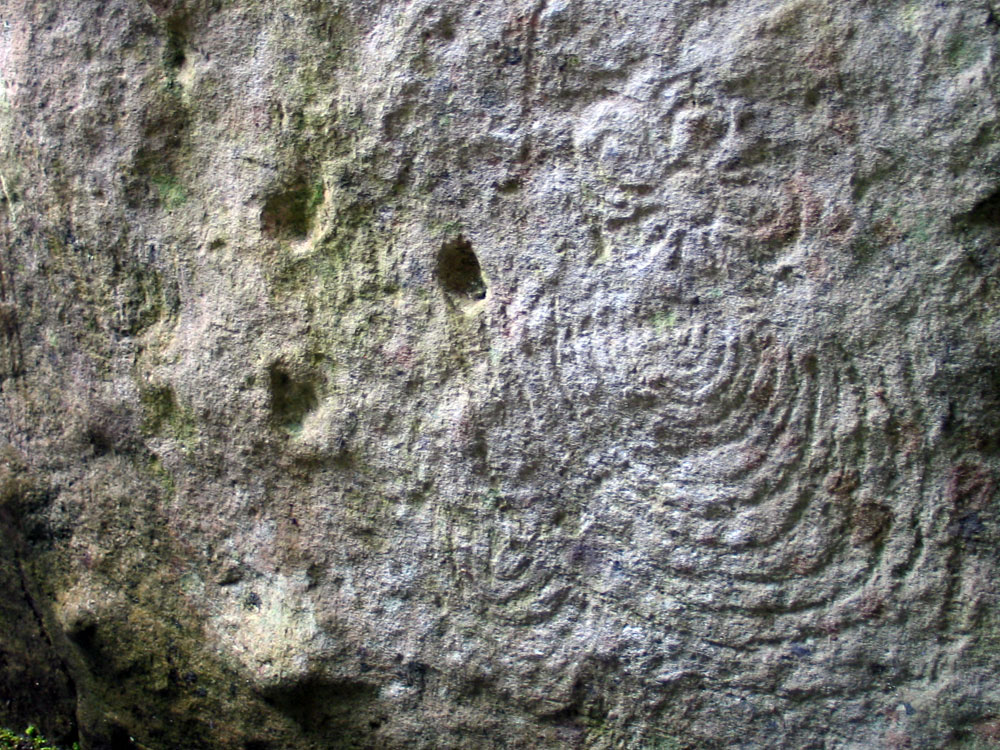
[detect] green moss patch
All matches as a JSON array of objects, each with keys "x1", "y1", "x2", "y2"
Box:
[
  {"x1": 0, "y1": 726, "x2": 74, "y2": 750},
  {"x1": 139, "y1": 384, "x2": 196, "y2": 444},
  {"x1": 151, "y1": 173, "x2": 187, "y2": 211}
]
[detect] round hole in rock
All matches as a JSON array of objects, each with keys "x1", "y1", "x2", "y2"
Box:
[
  {"x1": 268, "y1": 364, "x2": 317, "y2": 432},
  {"x1": 260, "y1": 177, "x2": 319, "y2": 240},
  {"x1": 436, "y1": 236, "x2": 486, "y2": 299}
]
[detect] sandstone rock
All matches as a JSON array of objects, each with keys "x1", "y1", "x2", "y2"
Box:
[{"x1": 0, "y1": 0, "x2": 998, "y2": 747}]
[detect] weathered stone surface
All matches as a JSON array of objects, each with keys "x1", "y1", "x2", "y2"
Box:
[
  {"x1": 0, "y1": 452, "x2": 76, "y2": 745},
  {"x1": 0, "y1": 0, "x2": 998, "y2": 747}
]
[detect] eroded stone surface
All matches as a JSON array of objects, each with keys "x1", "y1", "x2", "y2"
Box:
[{"x1": 0, "y1": 1, "x2": 998, "y2": 747}]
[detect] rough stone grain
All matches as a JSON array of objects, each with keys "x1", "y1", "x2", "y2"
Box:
[{"x1": 0, "y1": 1, "x2": 998, "y2": 748}]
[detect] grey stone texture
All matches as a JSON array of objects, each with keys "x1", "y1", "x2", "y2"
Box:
[{"x1": 0, "y1": 0, "x2": 999, "y2": 747}]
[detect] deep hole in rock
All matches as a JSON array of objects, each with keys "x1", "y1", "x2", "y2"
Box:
[
  {"x1": 436, "y1": 236, "x2": 486, "y2": 299},
  {"x1": 163, "y1": 17, "x2": 188, "y2": 70},
  {"x1": 967, "y1": 187, "x2": 1000, "y2": 226},
  {"x1": 67, "y1": 622, "x2": 98, "y2": 654},
  {"x1": 85, "y1": 427, "x2": 114, "y2": 457},
  {"x1": 260, "y1": 177, "x2": 319, "y2": 240},
  {"x1": 268, "y1": 364, "x2": 318, "y2": 431}
]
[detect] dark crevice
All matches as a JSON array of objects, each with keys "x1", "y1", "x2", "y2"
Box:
[
  {"x1": 164, "y1": 19, "x2": 188, "y2": 70},
  {"x1": 14, "y1": 560, "x2": 81, "y2": 748},
  {"x1": 260, "y1": 177, "x2": 320, "y2": 240},
  {"x1": 436, "y1": 236, "x2": 486, "y2": 300},
  {"x1": 268, "y1": 364, "x2": 318, "y2": 432},
  {"x1": 66, "y1": 621, "x2": 98, "y2": 655},
  {"x1": 0, "y1": 243, "x2": 25, "y2": 379},
  {"x1": 965, "y1": 187, "x2": 1000, "y2": 226},
  {"x1": 0, "y1": 490, "x2": 80, "y2": 747},
  {"x1": 263, "y1": 679, "x2": 378, "y2": 743},
  {"x1": 987, "y1": 1, "x2": 1000, "y2": 31},
  {"x1": 107, "y1": 724, "x2": 138, "y2": 750},
  {"x1": 85, "y1": 427, "x2": 115, "y2": 457}
]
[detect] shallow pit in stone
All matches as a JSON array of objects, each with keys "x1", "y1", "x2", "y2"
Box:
[
  {"x1": 268, "y1": 364, "x2": 318, "y2": 433},
  {"x1": 260, "y1": 177, "x2": 321, "y2": 240}
]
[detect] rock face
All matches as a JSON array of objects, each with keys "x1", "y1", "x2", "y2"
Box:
[{"x1": 0, "y1": 0, "x2": 999, "y2": 747}]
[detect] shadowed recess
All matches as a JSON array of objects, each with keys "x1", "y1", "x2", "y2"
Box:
[
  {"x1": 163, "y1": 15, "x2": 189, "y2": 70},
  {"x1": 436, "y1": 236, "x2": 486, "y2": 299},
  {"x1": 260, "y1": 177, "x2": 321, "y2": 240},
  {"x1": 967, "y1": 186, "x2": 1000, "y2": 226},
  {"x1": 264, "y1": 679, "x2": 379, "y2": 747},
  {"x1": 268, "y1": 364, "x2": 318, "y2": 432}
]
